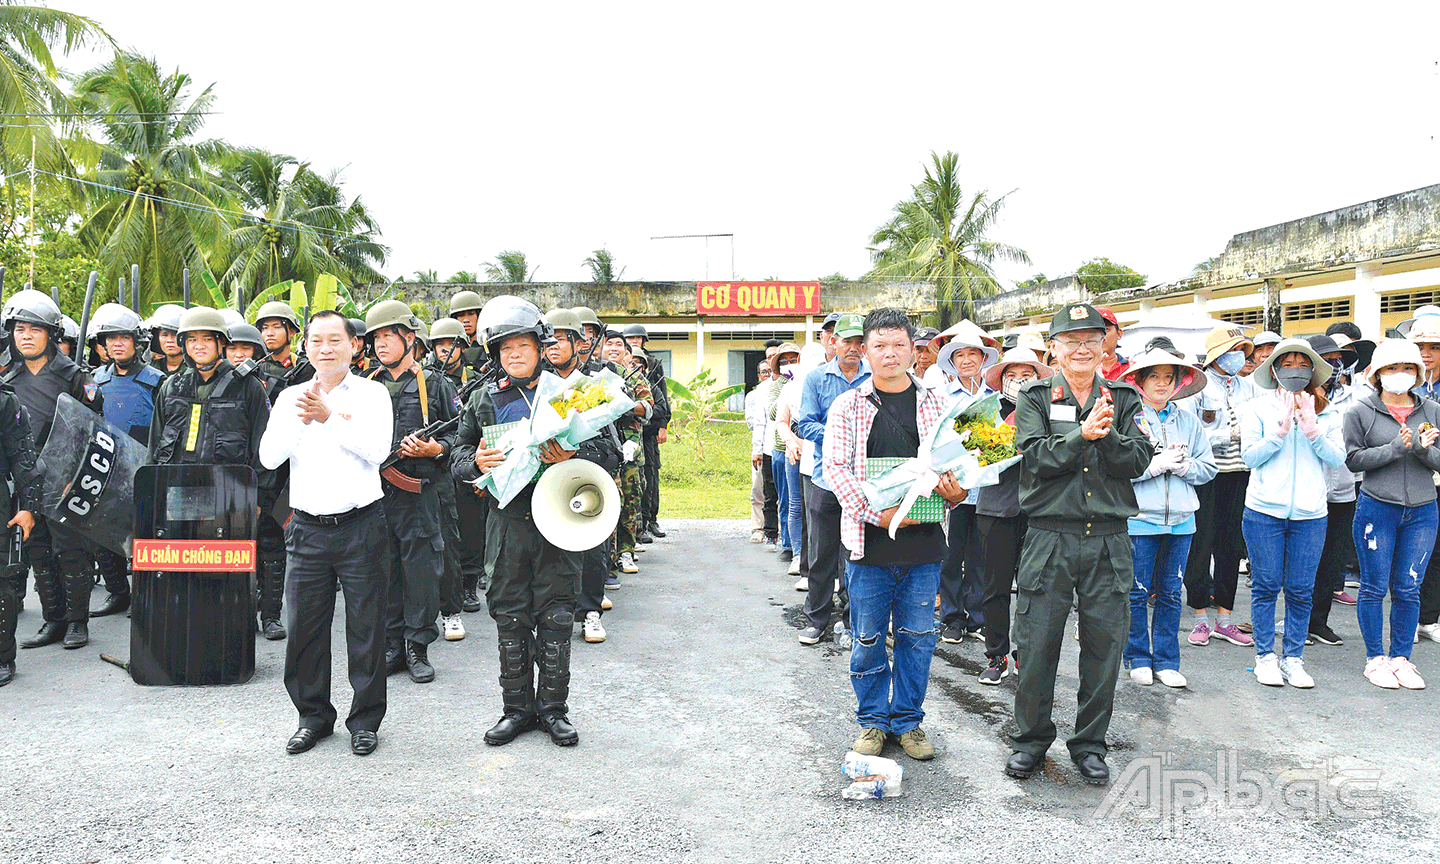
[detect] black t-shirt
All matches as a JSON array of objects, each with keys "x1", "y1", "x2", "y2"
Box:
[{"x1": 860, "y1": 384, "x2": 946, "y2": 567}]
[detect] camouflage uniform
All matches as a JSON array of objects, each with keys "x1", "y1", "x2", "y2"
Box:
[{"x1": 613, "y1": 372, "x2": 653, "y2": 558}]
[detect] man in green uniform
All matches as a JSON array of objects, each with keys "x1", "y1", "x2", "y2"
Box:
[
  {"x1": 1005, "y1": 303, "x2": 1152, "y2": 786},
  {"x1": 599, "y1": 330, "x2": 653, "y2": 576}
]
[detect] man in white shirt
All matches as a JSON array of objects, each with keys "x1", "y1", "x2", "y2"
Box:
[{"x1": 260, "y1": 311, "x2": 394, "y2": 757}]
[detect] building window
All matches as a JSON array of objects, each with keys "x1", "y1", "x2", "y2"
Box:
[
  {"x1": 1380, "y1": 290, "x2": 1440, "y2": 314},
  {"x1": 1284, "y1": 300, "x2": 1352, "y2": 322},
  {"x1": 643, "y1": 332, "x2": 690, "y2": 341},
  {"x1": 1220, "y1": 309, "x2": 1263, "y2": 328},
  {"x1": 709, "y1": 330, "x2": 802, "y2": 341}
]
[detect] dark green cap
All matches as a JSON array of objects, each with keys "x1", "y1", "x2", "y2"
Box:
[
  {"x1": 834, "y1": 313, "x2": 865, "y2": 340},
  {"x1": 1047, "y1": 303, "x2": 1108, "y2": 339}
]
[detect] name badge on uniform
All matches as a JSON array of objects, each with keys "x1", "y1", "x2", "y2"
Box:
[{"x1": 1050, "y1": 404, "x2": 1077, "y2": 423}]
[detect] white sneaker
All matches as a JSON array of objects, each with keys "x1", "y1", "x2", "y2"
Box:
[
  {"x1": 750, "y1": 529, "x2": 763, "y2": 543},
  {"x1": 794, "y1": 576, "x2": 808, "y2": 592},
  {"x1": 1390, "y1": 656, "x2": 1426, "y2": 690},
  {"x1": 787, "y1": 557, "x2": 801, "y2": 576},
  {"x1": 1129, "y1": 667, "x2": 1153, "y2": 686},
  {"x1": 443, "y1": 613, "x2": 465, "y2": 641},
  {"x1": 601, "y1": 595, "x2": 613, "y2": 611},
  {"x1": 1418, "y1": 623, "x2": 1440, "y2": 643},
  {"x1": 1365, "y1": 655, "x2": 1400, "y2": 689},
  {"x1": 619, "y1": 552, "x2": 639, "y2": 574},
  {"x1": 1155, "y1": 669, "x2": 1188, "y2": 688},
  {"x1": 762, "y1": 540, "x2": 778, "y2": 552},
  {"x1": 1279, "y1": 656, "x2": 1314, "y2": 688},
  {"x1": 1254, "y1": 653, "x2": 1283, "y2": 686},
  {"x1": 583, "y1": 611, "x2": 606, "y2": 643}
]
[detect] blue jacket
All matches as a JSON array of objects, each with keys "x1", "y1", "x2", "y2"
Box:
[
  {"x1": 1239, "y1": 392, "x2": 1346, "y2": 520},
  {"x1": 1130, "y1": 402, "x2": 1218, "y2": 527},
  {"x1": 794, "y1": 358, "x2": 871, "y2": 491}
]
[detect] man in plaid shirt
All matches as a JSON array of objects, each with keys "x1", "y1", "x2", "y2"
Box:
[{"x1": 824, "y1": 308, "x2": 967, "y2": 761}]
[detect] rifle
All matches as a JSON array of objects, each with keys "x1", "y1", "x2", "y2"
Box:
[{"x1": 377, "y1": 371, "x2": 486, "y2": 493}]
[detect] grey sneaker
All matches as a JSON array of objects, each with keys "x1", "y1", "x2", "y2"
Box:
[{"x1": 798, "y1": 626, "x2": 824, "y2": 645}]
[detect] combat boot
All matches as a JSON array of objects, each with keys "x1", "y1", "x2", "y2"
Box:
[
  {"x1": 485, "y1": 628, "x2": 536, "y2": 745},
  {"x1": 20, "y1": 563, "x2": 65, "y2": 648},
  {"x1": 406, "y1": 640, "x2": 435, "y2": 683},
  {"x1": 536, "y1": 607, "x2": 578, "y2": 746},
  {"x1": 259, "y1": 558, "x2": 287, "y2": 640}
]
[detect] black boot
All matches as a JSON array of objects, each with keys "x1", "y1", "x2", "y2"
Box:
[
  {"x1": 20, "y1": 622, "x2": 64, "y2": 649},
  {"x1": 484, "y1": 627, "x2": 536, "y2": 745},
  {"x1": 648, "y1": 521, "x2": 666, "y2": 538},
  {"x1": 259, "y1": 558, "x2": 287, "y2": 640},
  {"x1": 385, "y1": 638, "x2": 406, "y2": 675},
  {"x1": 536, "y1": 608, "x2": 578, "y2": 746},
  {"x1": 21, "y1": 564, "x2": 64, "y2": 648},
  {"x1": 0, "y1": 660, "x2": 13, "y2": 686},
  {"x1": 92, "y1": 550, "x2": 130, "y2": 616},
  {"x1": 62, "y1": 621, "x2": 88, "y2": 649},
  {"x1": 406, "y1": 640, "x2": 434, "y2": 683},
  {"x1": 91, "y1": 592, "x2": 130, "y2": 617},
  {"x1": 461, "y1": 586, "x2": 483, "y2": 613}
]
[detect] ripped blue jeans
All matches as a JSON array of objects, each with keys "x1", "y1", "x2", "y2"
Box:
[
  {"x1": 1353, "y1": 492, "x2": 1438, "y2": 660},
  {"x1": 846, "y1": 560, "x2": 942, "y2": 734}
]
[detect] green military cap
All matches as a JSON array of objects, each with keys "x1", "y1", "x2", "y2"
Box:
[
  {"x1": 834, "y1": 313, "x2": 864, "y2": 340},
  {"x1": 1047, "y1": 302, "x2": 1107, "y2": 339}
]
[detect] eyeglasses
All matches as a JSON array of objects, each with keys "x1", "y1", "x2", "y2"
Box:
[{"x1": 1054, "y1": 337, "x2": 1104, "y2": 351}]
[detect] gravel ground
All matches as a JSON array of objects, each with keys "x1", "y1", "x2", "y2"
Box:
[{"x1": 3, "y1": 518, "x2": 1437, "y2": 863}]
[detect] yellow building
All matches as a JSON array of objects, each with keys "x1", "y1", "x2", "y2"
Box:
[{"x1": 976, "y1": 183, "x2": 1440, "y2": 340}]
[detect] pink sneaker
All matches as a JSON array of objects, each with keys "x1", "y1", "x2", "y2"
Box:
[
  {"x1": 1332, "y1": 591, "x2": 1357, "y2": 606},
  {"x1": 1211, "y1": 623, "x2": 1255, "y2": 647},
  {"x1": 1188, "y1": 621, "x2": 1212, "y2": 646}
]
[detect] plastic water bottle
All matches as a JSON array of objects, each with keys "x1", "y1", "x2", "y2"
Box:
[
  {"x1": 841, "y1": 750, "x2": 904, "y2": 799},
  {"x1": 834, "y1": 621, "x2": 852, "y2": 649}
]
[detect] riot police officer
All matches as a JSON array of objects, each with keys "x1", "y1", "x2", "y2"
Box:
[
  {"x1": 448, "y1": 290, "x2": 487, "y2": 375},
  {"x1": 256, "y1": 301, "x2": 313, "y2": 387},
  {"x1": 148, "y1": 308, "x2": 273, "y2": 636},
  {"x1": 229, "y1": 320, "x2": 289, "y2": 638},
  {"x1": 89, "y1": 303, "x2": 165, "y2": 617},
  {"x1": 226, "y1": 323, "x2": 284, "y2": 395},
  {"x1": 364, "y1": 300, "x2": 457, "y2": 684},
  {"x1": 59, "y1": 315, "x2": 81, "y2": 362},
  {"x1": 0, "y1": 383, "x2": 40, "y2": 686},
  {"x1": 430, "y1": 317, "x2": 486, "y2": 616},
  {"x1": 623, "y1": 323, "x2": 671, "y2": 540},
  {"x1": 2, "y1": 289, "x2": 104, "y2": 650},
  {"x1": 148, "y1": 304, "x2": 187, "y2": 376},
  {"x1": 452, "y1": 296, "x2": 614, "y2": 747}
]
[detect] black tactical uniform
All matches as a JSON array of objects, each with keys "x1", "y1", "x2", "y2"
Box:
[
  {"x1": 437, "y1": 359, "x2": 487, "y2": 612},
  {"x1": 4, "y1": 337, "x2": 104, "y2": 649},
  {"x1": 1007, "y1": 303, "x2": 1152, "y2": 783},
  {"x1": 148, "y1": 360, "x2": 270, "y2": 467},
  {"x1": 0, "y1": 384, "x2": 41, "y2": 684},
  {"x1": 641, "y1": 356, "x2": 670, "y2": 534}
]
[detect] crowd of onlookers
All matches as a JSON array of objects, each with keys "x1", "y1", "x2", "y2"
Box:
[{"x1": 746, "y1": 307, "x2": 1440, "y2": 696}]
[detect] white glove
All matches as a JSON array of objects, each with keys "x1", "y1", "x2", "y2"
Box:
[
  {"x1": 622, "y1": 440, "x2": 641, "y2": 463},
  {"x1": 1148, "y1": 448, "x2": 1180, "y2": 476},
  {"x1": 1172, "y1": 456, "x2": 1189, "y2": 477}
]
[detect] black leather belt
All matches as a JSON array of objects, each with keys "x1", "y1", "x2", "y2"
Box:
[{"x1": 293, "y1": 499, "x2": 379, "y2": 526}]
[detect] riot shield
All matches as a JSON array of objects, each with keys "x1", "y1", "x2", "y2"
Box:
[
  {"x1": 130, "y1": 464, "x2": 258, "y2": 686},
  {"x1": 37, "y1": 393, "x2": 147, "y2": 555}
]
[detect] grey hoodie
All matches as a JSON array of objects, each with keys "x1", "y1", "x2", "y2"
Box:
[{"x1": 1343, "y1": 392, "x2": 1440, "y2": 507}]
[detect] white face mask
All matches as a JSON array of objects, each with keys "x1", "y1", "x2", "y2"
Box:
[{"x1": 1380, "y1": 372, "x2": 1417, "y2": 394}]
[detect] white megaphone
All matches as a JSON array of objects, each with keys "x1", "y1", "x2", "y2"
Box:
[{"x1": 532, "y1": 458, "x2": 621, "y2": 552}]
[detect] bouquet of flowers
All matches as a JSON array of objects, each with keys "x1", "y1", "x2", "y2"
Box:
[
  {"x1": 860, "y1": 393, "x2": 1023, "y2": 538},
  {"x1": 476, "y1": 368, "x2": 638, "y2": 506}
]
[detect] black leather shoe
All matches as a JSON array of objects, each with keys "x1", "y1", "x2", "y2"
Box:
[
  {"x1": 539, "y1": 712, "x2": 579, "y2": 746},
  {"x1": 261, "y1": 618, "x2": 287, "y2": 641},
  {"x1": 461, "y1": 589, "x2": 483, "y2": 613},
  {"x1": 285, "y1": 726, "x2": 332, "y2": 754},
  {"x1": 0, "y1": 660, "x2": 14, "y2": 687},
  {"x1": 62, "y1": 622, "x2": 89, "y2": 649},
  {"x1": 385, "y1": 641, "x2": 406, "y2": 675},
  {"x1": 648, "y1": 522, "x2": 666, "y2": 538},
  {"x1": 350, "y1": 730, "x2": 378, "y2": 756},
  {"x1": 484, "y1": 712, "x2": 537, "y2": 746},
  {"x1": 406, "y1": 641, "x2": 434, "y2": 683},
  {"x1": 20, "y1": 622, "x2": 64, "y2": 649},
  {"x1": 91, "y1": 593, "x2": 130, "y2": 617},
  {"x1": 637, "y1": 531, "x2": 654, "y2": 544},
  {"x1": 1005, "y1": 750, "x2": 1042, "y2": 779},
  {"x1": 1072, "y1": 752, "x2": 1110, "y2": 785}
]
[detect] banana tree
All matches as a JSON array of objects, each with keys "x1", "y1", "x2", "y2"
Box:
[{"x1": 666, "y1": 369, "x2": 744, "y2": 460}]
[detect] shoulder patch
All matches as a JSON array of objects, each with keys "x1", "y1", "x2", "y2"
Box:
[
  {"x1": 453, "y1": 394, "x2": 463, "y2": 411},
  {"x1": 83, "y1": 383, "x2": 98, "y2": 402},
  {"x1": 1135, "y1": 412, "x2": 1152, "y2": 437},
  {"x1": 1052, "y1": 385, "x2": 1065, "y2": 402}
]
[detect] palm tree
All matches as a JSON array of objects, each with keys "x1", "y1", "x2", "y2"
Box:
[
  {"x1": 293, "y1": 166, "x2": 387, "y2": 287},
  {"x1": 215, "y1": 147, "x2": 356, "y2": 306},
  {"x1": 411, "y1": 268, "x2": 438, "y2": 282},
  {"x1": 0, "y1": 4, "x2": 109, "y2": 201},
  {"x1": 583, "y1": 247, "x2": 623, "y2": 283},
  {"x1": 484, "y1": 250, "x2": 534, "y2": 282},
  {"x1": 71, "y1": 52, "x2": 234, "y2": 308},
  {"x1": 447, "y1": 270, "x2": 476, "y2": 282},
  {"x1": 866, "y1": 151, "x2": 1030, "y2": 326}
]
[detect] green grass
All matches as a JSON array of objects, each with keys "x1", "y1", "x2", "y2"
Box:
[{"x1": 659, "y1": 419, "x2": 752, "y2": 519}]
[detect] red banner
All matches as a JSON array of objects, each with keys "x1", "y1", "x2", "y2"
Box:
[
  {"x1": 133, "y1": 539, "x2": 257, "y2": 572},
  {"x1": 696, "y1": 281, "x2": 821, "y2": 316}
]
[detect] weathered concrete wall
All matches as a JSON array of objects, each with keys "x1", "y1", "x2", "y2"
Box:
[
  {"x1": 973, "y1": 276, "x2": 1087, "y2": 326},
  {"x1": 356, "y1": 280, "x2": 937, "y2": 318}
]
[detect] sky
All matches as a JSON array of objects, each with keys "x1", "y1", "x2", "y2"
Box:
[{"x1": 59, "y1": 0, "x2": 1440, "y2": 293}]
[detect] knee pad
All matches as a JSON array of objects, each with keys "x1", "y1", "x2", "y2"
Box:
[{"x1": 539, "y1": 606, "x2": 574, "y2": 631}]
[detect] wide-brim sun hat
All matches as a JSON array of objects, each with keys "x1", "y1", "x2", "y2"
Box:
[
  {"x1": 1202, "y1": 325, "x2": 1255, "y2": 367},
  {"x1": 1252, "y1": 337, "x2": 1334, "y2": 390},
  {"x1": 935, "y1": 318, "x2": 1002, "y2": 350},
  {"x1": 1121, "y1": 347, "x2": 1207, "y2": 401},
  {"x1": 938, "y1": 336, "x2": 999, "y2": 378},
  {"x1": 1330, "y1": 333, "x2": 1375, "y2": 371},
  {"x1": 769, "y1": 341, "x2": 801, "y2": 373},
  {"x1": 1305, "y1": 334, "x2": 1358, "y2": 370},
  {"x1": 1367, "y1": 338, "x2": 1424, "y2": 389},
  {"x1": 983, "y1": 347, "x2": 1053, "y2": 391},
  {"x1": 1397, "y1": 305, "x2": 1440, "y2": 337},
  {"x1": 1406, "y1": 315, "x2": 1440, "y2": 344}
]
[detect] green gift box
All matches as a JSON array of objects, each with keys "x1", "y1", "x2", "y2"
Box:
[{"x1": 866, "y1": 457, "x2": 946, "y2": 523}]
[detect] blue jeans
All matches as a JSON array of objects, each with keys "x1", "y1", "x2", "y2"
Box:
[
  {"x1": 1126, "y1": 532, "x2": 1192, "y2": 672},
  {"x1": 1353, "y1": 492, "x2": 1438, "y2": 660},
  {"x1": 771, "y1": 451, "x2": 790, "y2": 552},
  {"x1": 1241, "y1": 508, "x2": 1326, "y2": 660},
  {"x1": 846, "y1": 560, "x2": 942, "y2": 734},
  {"x1": 782, "y1": 455, "x2": 805, "y2": 565}
]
